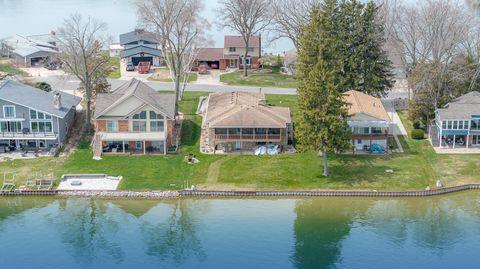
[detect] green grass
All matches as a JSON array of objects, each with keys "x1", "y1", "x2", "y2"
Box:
[
  {"x1": 1, "y1": 93, "x2": 480, "y2": 191},
  {"x1": 0, "y1": 63, "x2": 28, "y2": 76},
  {"x1": 220, "y1": 71, "x2": 297, "y2": 88},
  {"x1": 107, "y1": 57, "x2": 121, "y2": 79},
  {"x1": 148, "y1": 72, "x2": 197, "y2": 82}
]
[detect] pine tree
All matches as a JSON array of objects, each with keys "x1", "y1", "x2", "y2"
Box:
[{"x1": 297, "y1": 1, "x2": 351, "y2": 177}]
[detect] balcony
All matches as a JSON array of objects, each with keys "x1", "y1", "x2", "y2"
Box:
[
  {"x1": 215, "y1": 134, "x2": 281, "y2": 142},
  {"x1": 0, "y1": 132, "x2": 58, "y2": 140}
]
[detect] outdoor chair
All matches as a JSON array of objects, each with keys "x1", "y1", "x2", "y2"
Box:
[{"x1": 1, "y1": 172, "x2": 16, "y2": 191}]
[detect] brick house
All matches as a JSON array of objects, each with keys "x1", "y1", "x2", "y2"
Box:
[
  {"x1": 195, "y1": 35, "x2": 261, "y2": 70},
  {"x1": 200, "y1": 92, "x2": 292, "y2": 154},
  {"x1": 93, "y1": 79, "x2": 176, "y2": 158}
]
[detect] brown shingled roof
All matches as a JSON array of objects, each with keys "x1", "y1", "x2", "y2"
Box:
[
  {"x1": 204, "y1": 92, "x2": 291, "y2": 128},
  {"x1": 224, "y1": 35, "x2": 260, "y2": 48},
  {"x1": 343, "y1": 90, "x2": 390, "y2": 121},
  {"x1": 195, "y1": 48, "x2": 224, "y2": 61}
]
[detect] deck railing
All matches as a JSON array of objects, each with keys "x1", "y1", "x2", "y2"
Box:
[
  {"x1": 0, "y1": 132, "x2": 57, "y2": 139},
  {"x1": 215, "y1": 134, "x2": 281, "y2": 141}
]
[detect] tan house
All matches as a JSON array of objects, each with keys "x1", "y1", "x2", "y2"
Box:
[
  {"x1": 344, "y1": 90, "x2": 391, "y2": 153},
  {"x1": 200, "y1": 92, "x2": 292, "y2": 154},
  {"x1": 92, "y1": 79, "x2": 177, "y2": 159},
  {"x1": 195, "y1": 35, "x2": 261, "y2": 70}
]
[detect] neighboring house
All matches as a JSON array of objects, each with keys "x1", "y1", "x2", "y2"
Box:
[
  {"x1": 0, "y1": 34, "x2": 59, "y2": 67},
  {"x1": 283, "y1": 48, "x2": 297, "y2": 75},
  {"x1": 109, "y1": 43, "x2": 124, "y2": 57},
  {"x1": 195, "y1": 35, "x2": 261, "y2": 70},
  {"x1": 119, "y1": 29, "x2": 162, "y2": 66},
  {"x1": 344, "y1": 90, "x2": 391, "y2": 152},
  {"x1": 429, "y1": 91, "x2": 480, "y2": 149},
  {"x1": 0, "y1": 80, "x2": 81, "y2": 151},
  {"x1": 200, "y1": 92, "x2": 292, "y2": 153},
  {"x1": 93, "y1": 79, "x2": 176, "y2": 158}
]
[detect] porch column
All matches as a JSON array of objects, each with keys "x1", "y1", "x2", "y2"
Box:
[
  {"x1": 466, "y1": 135, "x2": 470, "y2": 149},
  {"x1": 453, "y1": 135, "x2": 456, "y2": 149},
  {"x1": 122, "y1": 140, "x2": 125, "y2": 153},
  {"x1": 143, "y1": 140, "x2": 146, "y2": 154},
  {"x1": 164, "y1": 140, "x2": 167, "y2": 155},
  {"x1": 439, "y1": 129, "x2": 443, "y2": 148}
]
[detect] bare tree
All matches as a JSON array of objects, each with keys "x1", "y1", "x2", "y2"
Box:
[
  {"x1": 217, "y1": 0, "x2": 271, "y2": 77},
  {"x1": 270, "y1": 0, "x2": 321, "y2": 49},
  {"x1": 57, "y1": 14, "x2": 110, "y2": 133},
  {"x1": 136, "y1": 0, "x2": 208, "y2": 109}
]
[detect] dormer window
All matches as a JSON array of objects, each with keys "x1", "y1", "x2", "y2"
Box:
[
  {"x1": 247, "y1": 47, "x2": 254, "y2": 52},
  {"x1": 229, "y1": 47, "x2": 236, "y2": 52}
]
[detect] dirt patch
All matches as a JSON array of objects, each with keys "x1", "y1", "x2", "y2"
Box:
[
  {"x1": 62, "y1": 110, "x2": 89, "y2": 153},
  {"x1": 206, "y1": 156, "x2": 234, "y2": 183}
]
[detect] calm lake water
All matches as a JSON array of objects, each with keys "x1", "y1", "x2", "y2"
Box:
[
  {"x1": 1, "y1": 193, "x2": 480, "y2": 269},
  {"x1": 0, "y1": 0, "x2": 292, "y2": 53}
]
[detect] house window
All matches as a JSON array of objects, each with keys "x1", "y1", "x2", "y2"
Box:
[
  {"x1": 267, "y1": 128, "x2": 280, "y2": 134},
  {"x1": 459, "y1": 121, "x2": 464, "y2": 130},
  {"x1": 149, "y1": 111, "x2": 164, "y2": 132},
  {"x1": 447, "y1": 121, "x2": 453, "y2": 129},
  {"x1": 133, "y1": 121, "x2": 147, "y2": 132},
  {"x1": 107, "y1": 120, "x2": 118, "y2": 132},
  {"x1": 247, "y1": 47, "x2": 254, "y2": 52},
  {"x1": 229, "y1": 47, "x2": 236, "y2": 52},
  {"x1": 3, "y1": 106, "x2": 15, "y2": 118},
  {"x1": 133, "y1": 111, "x2": 147, "y2": 119},
  {"x1": 240, "y1": 56, "x2": 251, "y2": 65},
  {"x1": 371, "y1": 127, "x2": 382, "y2": 134},
  {"x1": 255, "y1": 128, "x2": 266, "y2": 134},
  {"x1": 136, "y1": 141, "x2": 142, "y2": 149},
  {"x1": 453, "y1": 121, "x2": 458, "y2": 129},
  {"x1": 30, "y1": 110, "x2": 52, "y2": 120},
  {"x1": 357, "y1": 139, "x2": 362, "y2": 144},
  {"x1": 0, "y1": 122, "x2": 21, "y2": 132},
  {"x1": 442, "y1": 121, "x2": 446, "y2": 129},
  {"x1": 472, "y1": 120, "x2": 479, "y2": 130},
  {"x1": 31, "y1": 122, "x2": 53, "y2": 133}
]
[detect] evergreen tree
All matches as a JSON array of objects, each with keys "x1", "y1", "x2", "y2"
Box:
[{"x1": 297, "y1": 1, "x2": 351, "y2": 177}]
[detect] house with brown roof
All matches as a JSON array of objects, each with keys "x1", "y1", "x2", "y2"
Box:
[
  {"x1": 344, "y1": 90, "x2": 391, "y2": 153},
  {"x1": 92, "y1": 79, "x2": 177, "y2": 159},
  {"x1": 195, "y1": 35, "x2": 261, "y2": 70},
  {"x1": 200, "y1": 92, "x2": 292, "y2": 154}
]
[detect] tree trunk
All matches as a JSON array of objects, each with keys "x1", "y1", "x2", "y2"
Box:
[
  {"x1": 174, "y1": 73, "x2": 181, "y2": 114},
  {"x1": 243, "y1": 50, "x2": 248, "y2": 77},
  {"x1": 84, "y1": 77, "x2": 91, "y2": 134},
  {"x1": 323, "y1": 151, "x2": 329, "y2": 177}
]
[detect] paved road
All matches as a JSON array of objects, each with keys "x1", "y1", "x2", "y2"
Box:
[
  {"x1": 33, "y1": 75, "x2": 410, "y2": 99},
  {"x1": 34, "y1": 75, "x2": 297, "y2": 95}
]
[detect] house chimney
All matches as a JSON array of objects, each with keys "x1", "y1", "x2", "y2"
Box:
[{"x1": 53, "y1": 92, "x2": 62, "y2": 109}]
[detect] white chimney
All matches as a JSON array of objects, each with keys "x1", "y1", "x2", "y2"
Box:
[{"x1": 53, "y1": 92, "x2": 62, "y2": 109}]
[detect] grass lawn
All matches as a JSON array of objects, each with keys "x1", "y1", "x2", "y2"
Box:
[
  {"x1": 1, "y1": 93, "x2": 480, "y2": 191},
  {"x1": 0, "y1": 63, "x2": 28, "y2": 76},
  {"x1": 148, "y1": 72, "x2": 198, "y2": 83},
  {"x1": 220, "y1": 71, "x2": 297, "y2": 88},
  {"x1": 107, "y1": 57, "x2": 121, "y2": 79}
]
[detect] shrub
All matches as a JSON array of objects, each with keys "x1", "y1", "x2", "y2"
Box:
[
  {"x1": 411, "y1": 129, "x2": 425, "y2": 140},
  {"x1": 413, "y1": 121, "x2": 422, "y2": 129}
]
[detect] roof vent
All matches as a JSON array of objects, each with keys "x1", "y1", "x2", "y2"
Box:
[{"x1": 53, "y1": 92, "x2": 62, "y2": 110}]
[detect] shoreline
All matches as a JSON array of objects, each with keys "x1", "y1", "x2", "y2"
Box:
[{"x1": 1, "y1": 184, "x2": 479, "y2": 198}]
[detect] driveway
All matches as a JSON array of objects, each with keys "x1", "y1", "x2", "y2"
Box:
[
  {"x1": 195, "y1": 69, "x2": 223, "y2": 85},
  {"x1": 20, "y1": 67, "x2": 65, "y2": 77},
  {"x1": 119, "y1": 60, "x2": 151, "y2": 81}
]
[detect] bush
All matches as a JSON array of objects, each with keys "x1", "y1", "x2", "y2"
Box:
[
  {"x1": 411, "y1": 129, "x2": 425, "y2": 140},
  {"x1": 413, "y1": 121, "x2": 422, "y2": 129}
]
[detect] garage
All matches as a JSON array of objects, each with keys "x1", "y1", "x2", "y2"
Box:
[
  {"x1": 200, "y1": 61, "x2": 220, "y2": 69},
  {"x1": 131, "y1": 56, "x2": 153, "y2": 66}
]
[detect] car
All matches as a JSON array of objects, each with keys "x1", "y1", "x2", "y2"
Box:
[
  {"x1": 126, "y1": 62, "x2": 135, "y2": 71},
  {"x1": 197, "y1": 64, "x2": 208, "y2": 74}
]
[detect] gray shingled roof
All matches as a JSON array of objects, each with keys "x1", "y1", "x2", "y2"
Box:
[
  {"x1": 120, "y1": 46, "x2": 162, "y2": 58},
  {"x1": 2, "y1": 35, "x2": 58, "y2": 57},
  {"x1": 94, "y1": 79, "x2": 175, "y2": 119},
  {"x1": 437, "y1": 91, "x2": 480, "y2": 119},
  {"x1": 119, "y1": 30, "x2": 158, "y2": 45},
  {"x1": 0, "y1": 80, "x2": 81, "y2": 118}
]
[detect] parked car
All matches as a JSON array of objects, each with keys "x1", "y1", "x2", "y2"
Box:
[
  {"x1": 137, "y1": 62, "x2": 151, "y2": 74},
  {"x1": 126, "y1": 62, "x2": 135, "y2": 71},
  {"x1": 197, "y1": 64, "x2": 208, "y2": 74}
]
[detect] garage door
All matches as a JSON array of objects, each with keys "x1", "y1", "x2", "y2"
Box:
[{"x1": 132, "y1": 57, "x2": 153, "y2": 66}]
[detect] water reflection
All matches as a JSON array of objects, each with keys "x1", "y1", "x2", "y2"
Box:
[{"x1": 139, "y1": 200, "x2": 207, "y2": 265}]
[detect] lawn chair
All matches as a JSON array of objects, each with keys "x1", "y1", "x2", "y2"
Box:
[
  {"x1": 1, "y1": 172, "x2": 16, "y2": 191},
  {"x1": 36, "y1": 173, "x2": 54, "y2": 190}
]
